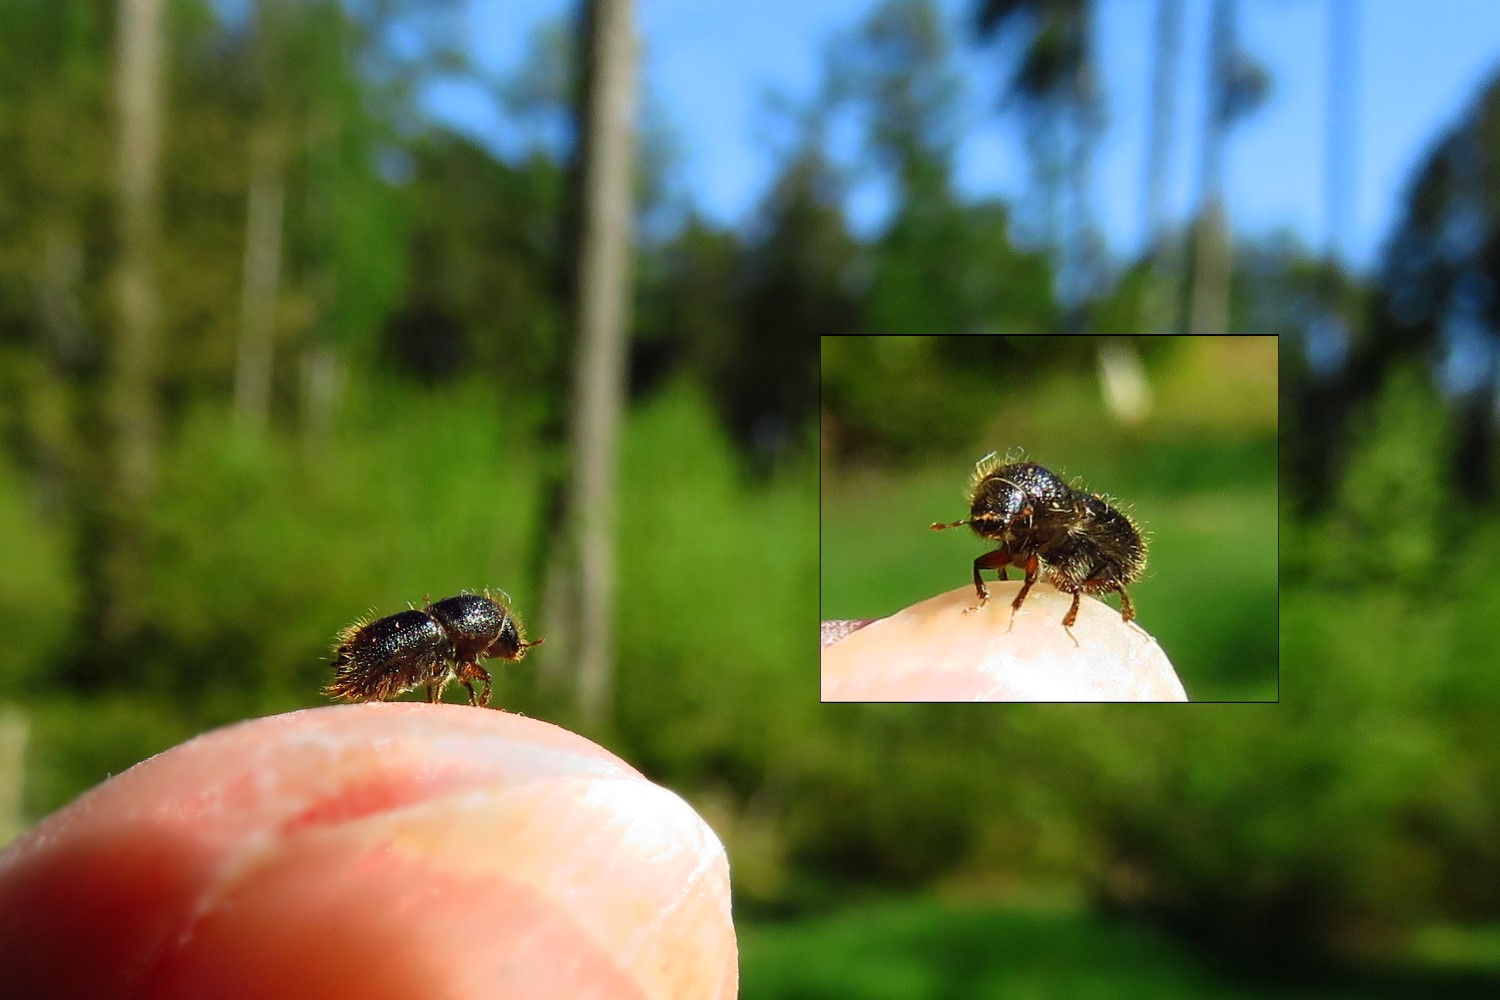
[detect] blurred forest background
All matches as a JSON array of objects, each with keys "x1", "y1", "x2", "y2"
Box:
[{"x1": 4, "y1": 0, "x2": 1500, "y2": 996}]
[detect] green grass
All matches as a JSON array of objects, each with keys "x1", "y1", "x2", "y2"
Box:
[
  {"x1": 739, "y1": 899, "x2": 1500, "y2": 1000},
  {"x1": 741, "y1": 900, "x2": 1226, "y2": 1000}
]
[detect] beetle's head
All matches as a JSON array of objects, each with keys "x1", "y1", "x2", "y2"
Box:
[{"x1": 968, "y1": 476, "x2": 1028, "y2": 537}]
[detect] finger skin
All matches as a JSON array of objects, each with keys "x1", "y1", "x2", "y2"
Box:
[
  {"x1": 0, "y1": 704, "x2": 739, "y2": 1000},
  {"x1": 821, "y1": 582, "x2": 1187, "y2": 702},
  {"x1": 820, "y1": 619, "x2": 877, "y2": 648}
]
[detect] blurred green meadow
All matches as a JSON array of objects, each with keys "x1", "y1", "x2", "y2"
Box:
[
  {"x1": 741, "y1": 897, "x2": 1500, "y2": 1000},
  {"x1": 821, "y1": 335, "x2": 1279, "y2": 702}
]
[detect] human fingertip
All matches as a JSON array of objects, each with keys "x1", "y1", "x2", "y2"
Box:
[
  {"x1": 821, "y1": 618, "x2": 878, "y2": 648},
  {"x1": 0, "y1": 704, "x2": 739, "y2": 999},
  {"x1": 821, "y1": 582, "x2": 1184, "y2": 702}
]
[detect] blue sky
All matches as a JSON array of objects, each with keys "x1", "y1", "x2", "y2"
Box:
[{"x1": 429, "y1": 0, "x2": 1500, "y2": 277}]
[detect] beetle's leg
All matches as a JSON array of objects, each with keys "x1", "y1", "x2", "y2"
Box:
[
  {"x1": 455, "y1": 661, "x2": 492, "y2": 708},
  {"x1": 1011, "y1": 553, "x2": 1041, "y2": 614},
  {"x1": 1062, "y1": 589, "x2": 1083, "y2": 627},
  {"x1": 967, "y1": 548, "x2": 1011, "y2": 610},
  {"x1": 1061, "y1": 579, "x2": 1135, "y2": 625},
  {"x1": 426, "y1": 668, "x2": 452, "y2": 704}
]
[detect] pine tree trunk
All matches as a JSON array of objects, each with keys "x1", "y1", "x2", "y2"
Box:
[
  {"x1": 235, "y1": 127, "x2": 285, "y2": 434},
  {"x1": 550, "y1": 0, "x2": 639, "y2": 728},
  {"x1": 1188, "y1": 0, "x2": 1233, "y2": 334},
  {"x1": 1140, "y1": 0, "x2": 1182, "y2": 333},
  {"x1": 98, "y1": 0, "x2": 166, "y2": 649}
]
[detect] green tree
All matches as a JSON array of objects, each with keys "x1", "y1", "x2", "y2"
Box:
[
  {"x1": 736, "y1": 146, "x2": 859, "y2": 468},
  {"x1": 837, "y1": 0, "x2": 1054, "y2": 335},
  {"x1": 1371, "y1": 69, "x2": 1500, "y2": 500}
]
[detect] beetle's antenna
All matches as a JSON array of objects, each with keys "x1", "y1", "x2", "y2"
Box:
[{"x1": 930, "y1": 519, "x2": 969, "y2": 531}]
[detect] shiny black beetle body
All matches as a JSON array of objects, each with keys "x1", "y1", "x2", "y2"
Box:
[
  {"x1": 931, "y1": 454, "x2": 1146, "y2": 627},
  {"x1": 326, "y1": 590, "x2": 542, "y2": 707}
]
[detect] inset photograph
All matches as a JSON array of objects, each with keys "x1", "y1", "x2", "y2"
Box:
[{"x1": 821, "y1": 334, "x2": 1278, "y2": 703}]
